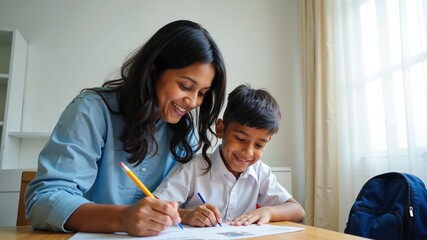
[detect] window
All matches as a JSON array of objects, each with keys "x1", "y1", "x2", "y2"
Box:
[{"x1": 336, "y1": 0, "x2": 427, "y2": 189}]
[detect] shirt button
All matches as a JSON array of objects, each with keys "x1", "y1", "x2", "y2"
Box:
[{"x1": 142, "y1": 168, "x2": 146, "y2": 171}]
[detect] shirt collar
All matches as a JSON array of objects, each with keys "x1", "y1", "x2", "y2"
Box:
[{"x1": 210, "y1": 145, "x2": 258, "y2": 182}]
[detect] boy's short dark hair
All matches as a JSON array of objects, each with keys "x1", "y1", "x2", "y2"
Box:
[{"x1": 223, "y1": 84, "x2": 281, "y2": 134}]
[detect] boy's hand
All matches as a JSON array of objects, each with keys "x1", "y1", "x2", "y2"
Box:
[
  {"x1": 230, "y1": 207, "x2": 272, "y2": 226},
  {"x1": 186, "y1": 203, "x2": 222, "y2": 227}
]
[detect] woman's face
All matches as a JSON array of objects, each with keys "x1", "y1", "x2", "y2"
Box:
[{"x1": 155, "y1": 62, "x2": 215, "y2": 124}]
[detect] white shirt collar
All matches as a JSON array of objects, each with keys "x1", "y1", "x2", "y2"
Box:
[{"x1": 210, "y1": 145, "x2": 259, "y2": 183}]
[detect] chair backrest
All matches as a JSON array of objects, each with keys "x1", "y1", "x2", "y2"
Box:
[{"x1": 16, "y1": 171, "x2": 36, "y2": 226}]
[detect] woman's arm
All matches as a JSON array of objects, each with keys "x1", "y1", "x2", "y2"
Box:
[{"x1": 66, "y1": 198, "x2": 181, "y2": 237}]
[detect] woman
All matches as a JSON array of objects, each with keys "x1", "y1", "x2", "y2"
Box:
[{"x1": 25, "y1": 20, "x2": 226, "y2": 237}]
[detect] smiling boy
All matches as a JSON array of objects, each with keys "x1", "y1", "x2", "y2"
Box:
[{"x1": 153, "y1": 84, "x2": 305, "y2": 227}]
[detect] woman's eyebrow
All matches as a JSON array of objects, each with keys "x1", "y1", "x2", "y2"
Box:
[
  {"x1": 179, "y1": 76, "x2": 197, "y2": 83},
  {"x1": 179, "y1": 76, "x2": 211, "y2": 90}
]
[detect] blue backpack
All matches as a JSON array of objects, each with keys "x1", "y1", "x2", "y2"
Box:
[{"x1": 344, "y1": 172, "x2": 427, "y2": 240}]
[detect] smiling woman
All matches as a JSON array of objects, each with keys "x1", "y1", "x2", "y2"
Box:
[
  {"x1": 23, "y1": 20, "x2": 227, "y2": 237},
  {"x1": 154, "y1": 62, "x2": 215, "y2": 124}
]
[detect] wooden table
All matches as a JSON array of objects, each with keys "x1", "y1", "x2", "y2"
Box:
[{"x1": 0, "y1": 222, "x2": 368, "y2": 239}]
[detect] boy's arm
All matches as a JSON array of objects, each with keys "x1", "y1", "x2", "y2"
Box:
[
  {"x1": 266, "y1": 198, "x2": 305, "y2": 222},
  {"x1": 230, "y1": 198, "x2": 305, "y2": 226}
]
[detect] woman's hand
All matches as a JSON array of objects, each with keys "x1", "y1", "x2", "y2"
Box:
[
  {"x1": 181, "y1": 203, "x2": 222, "y2": 227},
  {"x1": 65, "y1": 198, "x2": 181, "y2": 237},
  {"x1": 121, "y1": 197, "x2": 181, "y2": 236}
]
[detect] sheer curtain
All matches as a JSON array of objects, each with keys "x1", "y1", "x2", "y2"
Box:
[
  {"x1": 301, "y1": 0, "x2": 339, "y2": 231},
  {"x1": 336, "y1": 0, "x2": 427, "y2": 231}
]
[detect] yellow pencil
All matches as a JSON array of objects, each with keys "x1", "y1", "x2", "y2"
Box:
[{"x1": 119, "y1": 161, "x2": 184, "y2": 230}]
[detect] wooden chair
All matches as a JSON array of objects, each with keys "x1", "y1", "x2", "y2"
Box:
[{"x1": 16, "y1": 171, "x2": 36, "y2": 226}]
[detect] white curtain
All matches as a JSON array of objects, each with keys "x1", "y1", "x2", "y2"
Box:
[{"x1": 336, "y1": 0, "x2": 427, "y2": 231}]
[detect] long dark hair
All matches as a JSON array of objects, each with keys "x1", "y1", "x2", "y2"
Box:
[{"x1": 85, "y1": 20, "x2": 226, "y2": 167}]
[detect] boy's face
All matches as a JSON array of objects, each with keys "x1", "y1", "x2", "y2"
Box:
[{"x1": 215, "y1": 119, "x2": 273, "y2": 178}]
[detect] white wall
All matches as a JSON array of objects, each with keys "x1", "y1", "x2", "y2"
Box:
[{"x1": 0, "y1": 0, "x2": 305, "y2": 223}]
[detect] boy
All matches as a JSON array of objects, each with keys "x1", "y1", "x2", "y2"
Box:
[{"x1": 153, "y1": 84, "x2": 305, "y2": 227}]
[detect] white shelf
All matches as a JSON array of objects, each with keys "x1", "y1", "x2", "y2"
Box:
[
  {"x1": 0, "y1": 29, "x2": 28, "y2": 169},
  {"x1": 8, "y1": 131, "x2": 51, "y2": 139},
  {"x1": 0, "y1": 74, "x2": 7, "y2": 85}
]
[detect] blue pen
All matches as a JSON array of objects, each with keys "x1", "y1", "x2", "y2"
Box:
[{"x1": 197, "y1": 192, "x2": 222, "y2": 227}]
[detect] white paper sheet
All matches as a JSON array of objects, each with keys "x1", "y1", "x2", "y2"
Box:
[{"x1": 70, "y1": 223, "x2": 304, "y2": 239}]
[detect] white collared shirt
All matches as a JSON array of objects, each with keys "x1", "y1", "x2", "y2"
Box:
[{"x1": 154, "y1": 145, "x2": 292, "y2": 222}]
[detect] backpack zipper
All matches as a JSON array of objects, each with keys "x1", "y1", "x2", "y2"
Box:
[{"x1": 402, "y1": 173, "x2": 414, "y2": 239}]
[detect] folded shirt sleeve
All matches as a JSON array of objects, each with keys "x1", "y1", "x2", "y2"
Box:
[{"x1": 25, "y1": 94, "x2": 107, "y2": 232}]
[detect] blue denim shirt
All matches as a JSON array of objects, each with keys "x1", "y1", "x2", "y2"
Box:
[{"x1": 25, "y1": 90, "x2": 195, "y2": 232}]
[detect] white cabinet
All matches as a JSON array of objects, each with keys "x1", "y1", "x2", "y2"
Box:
[
  {"x1": 0, "y1": 29, "x2": 28, "y2": 169},
  {"x1": 0, "y1": 169, "x2": 24, "y2": 226},
  {"x1": 271, "y1": 167, "x2": 292, "y2": 194}
]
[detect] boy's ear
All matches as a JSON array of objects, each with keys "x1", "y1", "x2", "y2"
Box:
[{"x1": 215, "y1": 119, "x2": 225, "y2": 138}]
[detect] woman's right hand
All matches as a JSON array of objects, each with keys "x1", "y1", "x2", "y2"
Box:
[{"x1": 121, "y1": 197, "x2": 181, "y2": 236}]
